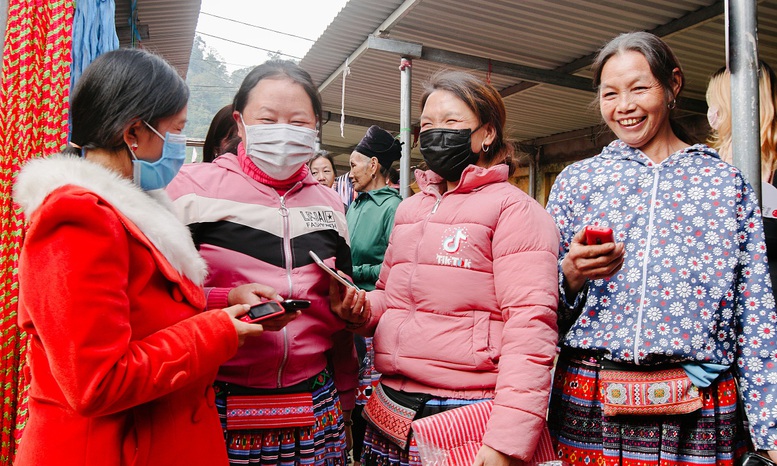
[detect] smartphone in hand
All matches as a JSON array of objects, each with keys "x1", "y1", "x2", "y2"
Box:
[
  {"x1": 240, "y1": 301, "x2": 287, "y2": 323},
  {"x1": 281, "y1": 299, "x2": 311, "y2": 311},
  {"x1": 584, "y1": 225, "x2": 614, "y2": 245},
  {"x1": 308, "y1": 250, "x2": 360, "y2": 289}
]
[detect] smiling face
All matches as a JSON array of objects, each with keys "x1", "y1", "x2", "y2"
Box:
[
  {"x1": 234, "y1": 76, "x2": 317, "y2": 139},
  {"x1": 599, "y1": 50, "x2": 679, "y2": 156},
  {"x1": 419, "y1": 90, "x2": 494, "y2": 159}
]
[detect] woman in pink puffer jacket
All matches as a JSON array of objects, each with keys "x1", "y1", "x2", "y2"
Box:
[{"x1": 335, "y1": 70, "x2": 560, "y2": 466}]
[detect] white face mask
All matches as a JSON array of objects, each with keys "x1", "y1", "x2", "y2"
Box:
[
  {"x1": 707, "y1": 105, "x2": 720, "y2": 130},
  {"x1": 241, "y1": 116, "x2": 317, "y2": 180}
]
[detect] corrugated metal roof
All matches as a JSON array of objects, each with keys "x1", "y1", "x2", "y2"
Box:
[
  {"x1": 114, "y1": 0, "x2": 201, "y2": 78},
  {"x1": 300, "y1": 0, "x2": 777, "y2": 166}
]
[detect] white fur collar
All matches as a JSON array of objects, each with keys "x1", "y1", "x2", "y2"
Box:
[{"x1": 13, "y1": 154, "x2": 207, "y2": 285}]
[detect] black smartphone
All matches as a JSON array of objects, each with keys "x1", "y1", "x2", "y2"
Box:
[
  {"x1": 281, "y1": 299, "x2": 311, "y2": 311},
  {"x1": 240, "y1": 301, "x2": 286, "y2": 323}
]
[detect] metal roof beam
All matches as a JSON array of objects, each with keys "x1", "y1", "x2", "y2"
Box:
[
  {"x1": 499, "y1": 1, "x2": 725, "y2": 99},
  {"x1": 318, "y1": 0, "x2": 423, "y2": 92},
  {"x1": 323, "y1": 111, "x2": 401, "y2": 133},
  {"x1": 420, "y1": 45, "x2": 594, "y2": 92}
]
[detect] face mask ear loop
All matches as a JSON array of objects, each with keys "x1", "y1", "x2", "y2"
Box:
[{"x1": 143, "y1": 120, "x2": 165, "y2": 141}]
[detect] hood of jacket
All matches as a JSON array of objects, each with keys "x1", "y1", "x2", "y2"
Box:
[
  {"x1": 13, "y1": 154, "x2": 208, "y2": 285},
  {"x1": 599, "y1": 140, "x2": 721, "y2": 165},
  {"x1": 357, "y1": 185, "x2": 402, "y2": 206}
]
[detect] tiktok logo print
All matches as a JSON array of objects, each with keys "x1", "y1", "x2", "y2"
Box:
[{"x1": 437, "y1": 227, "x2": 471, "y2": 268}]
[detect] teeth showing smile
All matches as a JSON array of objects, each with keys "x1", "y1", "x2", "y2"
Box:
[{"x1": 619, "y1": 117, "x2": 644, "y2": 127}]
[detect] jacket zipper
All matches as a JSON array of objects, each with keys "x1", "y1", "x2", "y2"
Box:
[
  {"x1": 393, "y1": 191, "x2": 442, "y2": 373},
  {"x1": 633, "y1": 165, "x2": 661, "y2": 364},
  {"x1": 276, "y1": 184, "x2": 300, "y2": 388}
]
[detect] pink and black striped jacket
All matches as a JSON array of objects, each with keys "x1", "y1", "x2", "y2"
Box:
[{"x1": 167, "y1": 152, "x2": 358, "y2": 409}]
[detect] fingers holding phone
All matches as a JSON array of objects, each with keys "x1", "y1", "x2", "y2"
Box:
[
  {"x1": 223, "y1": 303, "x2": 265, "y2": 347},
  {"x1": 228, "y1": 283, "x2": 283, "y2": 307},
  {"x1": 562, "y1": 226, "x2": 625, "y2": 295}
]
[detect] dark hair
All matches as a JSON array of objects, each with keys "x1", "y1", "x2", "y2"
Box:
[
  {"x1": 591, "y1": 32, "x2": 689, "y2": 141},
  {"x1": 233, "y1": 60, "x2": 322, "y2": 123},
  {"x1": 309, "y1": 150, "x2": 338, "y2": 177},
  {"x1": 64, "y1": 48, "x2": 189, "y2": 156},
  {"x1": 202, "y1": 104, "x2": 237, "y2": 163},
  {"x1": 420, "y1": 70, "x2": 515, "y2": 175}
]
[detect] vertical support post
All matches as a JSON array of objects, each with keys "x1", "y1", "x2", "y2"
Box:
[
  {"x1": 399, "y1": 57, "x2": 412, "y2": 199},
  {"x1": 728, "y1": 0, "x2": 761, "y2": 200},
  {"x1": 528, "y1": 148, "x2": 538, "y2": 199}
]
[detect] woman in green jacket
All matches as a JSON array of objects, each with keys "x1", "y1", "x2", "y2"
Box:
[{"x1": 346, "y1": 125, "x2": 403, "y2": 465}]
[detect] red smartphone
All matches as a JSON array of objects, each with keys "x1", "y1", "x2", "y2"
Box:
[
  {"x1": 240, "y1": 301, "x2": 286, "y2": 323},
  {"x1": 584, "y1": 225, "x2": 614, "y2": 245}
]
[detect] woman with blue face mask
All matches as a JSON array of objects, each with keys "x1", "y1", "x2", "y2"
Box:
[
  {"x1": 12, "y1": 49, "x2": 283, "y2": 466},
  {"x1": 166, "y1": 60, "x2": 361, "y2": 466}
]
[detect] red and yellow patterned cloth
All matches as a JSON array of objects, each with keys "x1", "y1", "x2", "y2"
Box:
[{"x1": 0, "y1": 1, "x2": 73, "y2": 463}]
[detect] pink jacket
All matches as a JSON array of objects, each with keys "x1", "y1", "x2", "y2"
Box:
[
  {"x1": 167, "y1": 153, "x2": 358, "y2": 408},
  {"x1": 365, "y1": 164, "x2": 559, "y2": 461}
]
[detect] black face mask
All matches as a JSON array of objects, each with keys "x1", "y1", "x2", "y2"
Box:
[{"x1": 419, "y1": 126, "x2": 481, "y2": 181}]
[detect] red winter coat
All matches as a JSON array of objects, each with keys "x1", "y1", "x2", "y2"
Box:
[{"x1": 12, "y1": 155, "x2": 238, "y2": 466}]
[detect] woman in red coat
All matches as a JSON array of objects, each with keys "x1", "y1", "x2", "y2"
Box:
[{"x1": 11, "y1": 49, "x2": 289, "y2": 466}]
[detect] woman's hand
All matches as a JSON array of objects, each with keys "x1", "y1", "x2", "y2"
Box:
[
  {"x1": 329, "y1": 275, "x2": 371, "y2": 331},
  {"x1": 767, "y1": 450, "x2": 777, "y2": 462},
  {"x1": 221, "y1": 304, "x2": 265, "y2": 347},
  {"x1": 561, "y1": 227, "x2": 625, "y2": 296},
  {"x1": 228, "y1": 283, "x2": 283, "y2": 306},
  {"x1": 472, "y1": 445, "x2": 524, "y2": 466}
]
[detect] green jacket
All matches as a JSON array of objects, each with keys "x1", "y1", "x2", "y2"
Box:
[{"x1": 346, "y1": 186, "x2": 402, "y2": 290}]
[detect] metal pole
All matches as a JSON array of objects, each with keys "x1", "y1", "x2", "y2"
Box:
[
  {"x1": 528, "y1": 148, "x2": 538, "y2": 199},
  {"x1": 728, "y1": 0, "x2": 761, "y2": 200},
  {"x1": 399, "y1": 58, "x2": 412, "y2": 199}
]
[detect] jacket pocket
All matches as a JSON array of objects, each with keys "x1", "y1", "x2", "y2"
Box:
[
  {"x1": 471, "y1": 311, "x2": 497, "y2": 371},
  {"x1": 121, "y1": 407, "x2": 152, "y2": 466}
]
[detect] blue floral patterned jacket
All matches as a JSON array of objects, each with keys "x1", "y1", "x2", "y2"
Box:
[{"x1": 546, "y1": 140, "x2": 777, "y2": 449}]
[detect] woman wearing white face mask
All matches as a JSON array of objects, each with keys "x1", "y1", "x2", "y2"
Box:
[{"x1": 167, "y1": 60, "x2": 361, "y2": 465}]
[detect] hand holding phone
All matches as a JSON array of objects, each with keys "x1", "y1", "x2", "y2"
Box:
[
  {"x1": 584, "y1": 225, "x2": 614, "y2": 245},
  {"x1": 309, "y1": 250, "x2": 359, "y2": 289}
]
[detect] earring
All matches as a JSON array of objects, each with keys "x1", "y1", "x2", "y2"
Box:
[
  {"x1": 130, "y1": 143, "x2": 139, "y2": 151},
  {"x1": 482, "y1": 142, "x2": 490, "y2": 153},
  {"x1": 668, "y1": 99, "x2": 676, "y2": 110}
]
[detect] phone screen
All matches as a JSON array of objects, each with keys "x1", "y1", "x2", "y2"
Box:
[{"x1": 308, "y1": 251, "x2": 359, "y2": 289}]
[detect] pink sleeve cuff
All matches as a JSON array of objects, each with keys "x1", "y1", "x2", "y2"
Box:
[{"x1": 206, "y1": 287, "x2": 230, "y2": 310}]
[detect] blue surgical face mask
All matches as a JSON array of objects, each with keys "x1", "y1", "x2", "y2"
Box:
[{"x1": 129, "y1": 121, "x2": 187, "y2": 191}]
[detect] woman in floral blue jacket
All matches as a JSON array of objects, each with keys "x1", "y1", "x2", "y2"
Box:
[{"x1": 546, "y1": 32, "x2": 777, "y2": 466}]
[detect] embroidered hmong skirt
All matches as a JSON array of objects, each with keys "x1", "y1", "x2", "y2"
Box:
[
  {"x1": 360, "y1": 396, "x2": 491, "y2": 466},
  {"x1": 215, "y1": 372, "x2": 347, "y2": 465},
  {"x1": 548, "y1": 354, "x2": 749, "y2": 466}
]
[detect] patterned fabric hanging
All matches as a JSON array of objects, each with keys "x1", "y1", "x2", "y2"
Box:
[{"x1": 0, "y1": 0, "x2": 74, "y2": 463}]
